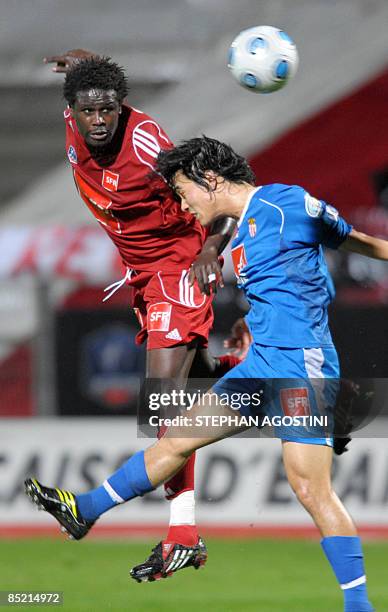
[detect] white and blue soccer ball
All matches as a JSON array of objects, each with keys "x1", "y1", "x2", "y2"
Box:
[{"x1": 227, "y1": 25, "x2": 299, "y2": 93}]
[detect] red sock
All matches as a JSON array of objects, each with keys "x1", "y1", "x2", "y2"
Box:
[
  {"x1": 214, "y1": 354, "x2": 241, "y2": 377},
  {"x1": 164, "y1": 452, "x2": 195, "y2": 498},
  {"x1": 165, "y1": 524, "x2": 198, "y2": 548},
  {"x1": 163, "y1": 455, "x2": 198, "y2": 546}
]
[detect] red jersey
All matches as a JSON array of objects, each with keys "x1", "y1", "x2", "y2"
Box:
[{"x1": 65, "y1": 105, "x2": 206, "y2": 272}]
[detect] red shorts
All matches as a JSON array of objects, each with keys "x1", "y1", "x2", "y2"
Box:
[{"x1": 129, "y1": 268, "x2": 214, "y2": 350}]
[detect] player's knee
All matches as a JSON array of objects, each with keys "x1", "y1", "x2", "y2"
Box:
[{"x1": 159, "y1": 436, "x2": 193, "y2": 459}]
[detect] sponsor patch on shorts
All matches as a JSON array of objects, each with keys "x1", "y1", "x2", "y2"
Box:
[
  {"x1": 147, "y1": 302, "x2": 172, "y2": 332},
  {"x1": 280, "y1": 387, "x2": 311, "y2": 417}
]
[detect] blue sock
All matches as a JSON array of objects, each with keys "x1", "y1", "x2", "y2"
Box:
[
  {"x1": 76, "y1": 450, "x2": 154, "y2": 521},
  {"x1": 321, "y1": 536, "x2": 374, "y2": 612}
]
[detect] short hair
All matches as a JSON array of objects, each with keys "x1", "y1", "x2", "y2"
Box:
[
  {"x1": 156, "y1": 136, "x2": 256, "y2": 190},
  {"x1": 64, "y1": 56, "x2": 129, "y2": 106}
]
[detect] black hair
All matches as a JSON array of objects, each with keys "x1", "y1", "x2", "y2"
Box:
[
  {"x1": 64, "y1": 56, "x2": 129, "y2": 106},
  {"x1": 156, "y1": 136, "x2": 256, "y2": 190}
]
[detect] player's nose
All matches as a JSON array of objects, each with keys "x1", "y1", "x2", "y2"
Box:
[
  {"x1": 93, "y1": 112, "x2": 105, "y2": 125},
  {"x1": 180, "y1": 200, "x2": 189, "y2": 212}
]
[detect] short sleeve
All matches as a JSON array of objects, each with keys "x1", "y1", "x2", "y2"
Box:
[
  {"x1": 304, "y1": 192, "x2": 352, "y2": 249},
  {"x1": 132, "y1": 119, "x2": 173, "y2": 170}
]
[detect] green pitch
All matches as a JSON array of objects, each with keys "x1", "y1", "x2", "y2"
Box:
[{"x1": 2, "y1": 538, "x2": 387, "y2": 611}]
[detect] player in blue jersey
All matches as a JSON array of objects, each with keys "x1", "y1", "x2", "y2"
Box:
[{"x1": 25, "y1": 136, "x2": 388, "y2": 609}]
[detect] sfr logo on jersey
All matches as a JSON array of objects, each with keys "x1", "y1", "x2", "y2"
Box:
[
  {"x1": 148, "y1": 302, "x2": 172, "y2": 332},
  {"x1": 231, "y1": 244, "x2": 247, "y2": 277},
  {"x1": 280, "y1": 388, "x2": 311, "y2": 417},
  {"x1": 102, "y1": 170, "x2": 119, "y2": 192}
]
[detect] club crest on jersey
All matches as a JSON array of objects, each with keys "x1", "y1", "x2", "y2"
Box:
[
  {"x1": 280, "y1": 388, "x2": 311, "y2": 417},
  {"x1": 147, "y1": 302, "x2": 172, "y2": 332},
  {"x1": 67, "y1": 145, "x2": 78, "y2": 164},
  {"x1": 305, "y1": 193, "x2": 323, "y2": 218},
  {"x1": 248, "y1": 217, "x2": 257, "y2": 238},
  {"x1": 231, "y1": 244, "x2": 248, "y2": 284},
  {"x1": 102, "y1": 170, "x2": 119, "y2": 192}
]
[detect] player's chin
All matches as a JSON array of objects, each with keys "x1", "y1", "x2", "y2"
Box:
[{"x1": 195, "y1": 214, "x2": 211, "y2": 227}]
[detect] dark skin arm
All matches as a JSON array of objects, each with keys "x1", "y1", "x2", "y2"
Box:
[
  {"x1": 189, "y1": 216, "x2": 237, "y2": 295},
  {"x1": 44, "y1": 49, "x2": 98, "y2": 72}
]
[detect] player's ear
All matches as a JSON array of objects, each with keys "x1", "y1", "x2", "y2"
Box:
[{"x1": 204, "y1": 170, "x2": 219, "y2": 192}]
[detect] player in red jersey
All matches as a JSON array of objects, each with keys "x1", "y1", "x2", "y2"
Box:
[{"x1": 32, "y1": 50, "x2": 240, "y2": 581}]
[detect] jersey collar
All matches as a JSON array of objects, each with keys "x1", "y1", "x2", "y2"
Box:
[{"x1": 237, "y1": 186, "x2": 262, "y2": 227}]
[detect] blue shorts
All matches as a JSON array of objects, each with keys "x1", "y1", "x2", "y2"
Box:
[{"x1": 213, "y1": 344, "x2": 340, "y2": 446}]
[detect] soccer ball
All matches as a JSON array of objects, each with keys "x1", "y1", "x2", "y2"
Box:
[{"x1": 227, "y1": 25, "x2": 299, "y2": 93}]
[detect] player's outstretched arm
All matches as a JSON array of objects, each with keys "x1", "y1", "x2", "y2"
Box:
[
  {"x1": 340, "y1": 228, "x2": 388, "y2": 260},
  {"x1": 43, "y1": 49, "x2": 99, "y2": 73},
  {"x1": 189, "y1": 216, "x2": 237, "y2": 295}
]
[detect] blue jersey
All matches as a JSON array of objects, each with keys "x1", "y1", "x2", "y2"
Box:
[{"x1": 231, "y1": 184, "x2": 351, "y2": 348}]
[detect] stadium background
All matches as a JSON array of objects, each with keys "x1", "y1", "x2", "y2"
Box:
[{"x1": 1, "y1": 1, "x2": 388, "y2": 609}]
